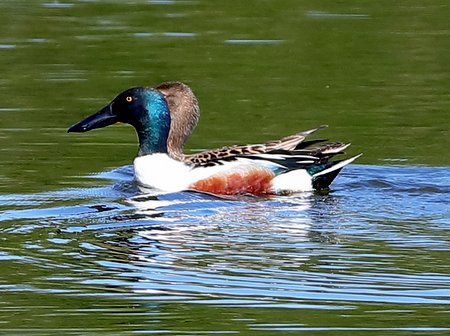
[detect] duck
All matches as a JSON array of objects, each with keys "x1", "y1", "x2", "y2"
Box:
[{"x1": 68, "y1": 83, "x2": 360, "y2": 195}]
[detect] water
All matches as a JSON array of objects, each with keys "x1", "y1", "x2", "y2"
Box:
[
  {"x1": 1, "y1": 165, "x2": 449, "y2": 334},
  {"x1": 1, "y1": 0, "x2": 450, "y2": 335}
]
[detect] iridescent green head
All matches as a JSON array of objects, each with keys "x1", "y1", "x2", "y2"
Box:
[{"x1": 68, "y1": 87, "x2": 171, "y2": 156}]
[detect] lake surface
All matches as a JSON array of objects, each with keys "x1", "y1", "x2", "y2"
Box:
[{"x1": 1, "y1": 1, "x2": 449, "y2": 335}]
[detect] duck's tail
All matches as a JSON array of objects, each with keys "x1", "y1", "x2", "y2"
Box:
[{"x1": 311, "y1": 154, "x2": 362, "y2": 190}]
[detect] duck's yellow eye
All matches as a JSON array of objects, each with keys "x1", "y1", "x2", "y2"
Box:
[{"x1": 125, "y1": 96, "x2": 133, "y2": 103}]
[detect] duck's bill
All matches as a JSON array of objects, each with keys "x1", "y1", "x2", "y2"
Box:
[{"x1": 68, "y1": 104, "x2": 118, "y2": 133}]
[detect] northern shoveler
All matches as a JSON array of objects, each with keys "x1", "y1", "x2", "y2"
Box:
[{"x1": 68, "y1": 82, "x2": 360, "y2": 195}]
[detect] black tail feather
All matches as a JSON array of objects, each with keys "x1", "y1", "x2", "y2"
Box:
[{"x1": 312, "y1": 167, "x2": 343, "y2": 190}]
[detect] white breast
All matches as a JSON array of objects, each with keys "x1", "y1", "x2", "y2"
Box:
[{"x1": 133, "y1": 154, "x2": 192, "y2": 192}]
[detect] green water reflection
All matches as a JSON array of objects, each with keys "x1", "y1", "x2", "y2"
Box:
[
  {"x1": 1, "y1": 3, "x2": 450, "y2": 335},
  {"x1": 0, "y1": 0, "x2": 449, "y2": 194}
]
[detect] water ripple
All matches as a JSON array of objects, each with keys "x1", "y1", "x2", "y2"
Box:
[{"x1": 0, "y1": 164, "x2": 449, "y2": 332}]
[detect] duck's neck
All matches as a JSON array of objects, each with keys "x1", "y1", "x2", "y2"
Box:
[
  {"x1": 136, "y1": 91, "x2": 171, "y2": 157},
  {"x1": 137, "y1": 129, "x2": 167, "y2": 156}
]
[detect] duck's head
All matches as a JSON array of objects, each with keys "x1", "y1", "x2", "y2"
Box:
[{"x1": 68, "y1": 87, "x2": 171, "y2": 156}]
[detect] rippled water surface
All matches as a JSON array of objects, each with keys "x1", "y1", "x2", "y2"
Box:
[
  {"x1": 1, "y1": 165, "x2": 450, "y2": 335},
  {"x1": 1, "y1": 0, "x2": 450, "y2": 335}
]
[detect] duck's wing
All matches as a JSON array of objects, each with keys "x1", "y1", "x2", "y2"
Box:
[{"x1": 183, "y1": 125, "x2": 349, "y2": 167}]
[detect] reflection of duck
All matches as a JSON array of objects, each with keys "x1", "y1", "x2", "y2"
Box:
[{"x1": 68, "y1": 82, "x2": 360, "y2": 195}]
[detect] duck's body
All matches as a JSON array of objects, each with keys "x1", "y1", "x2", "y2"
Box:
[
  {"x1": 133, "y1": 153, "x2": 275, "y2": 194},
  {"x1": 68, "y1": 83, "x2": 360, "y2": 195},
  {"x1": 133, "y1": 151, "x2": 358, "y2": 195}
]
